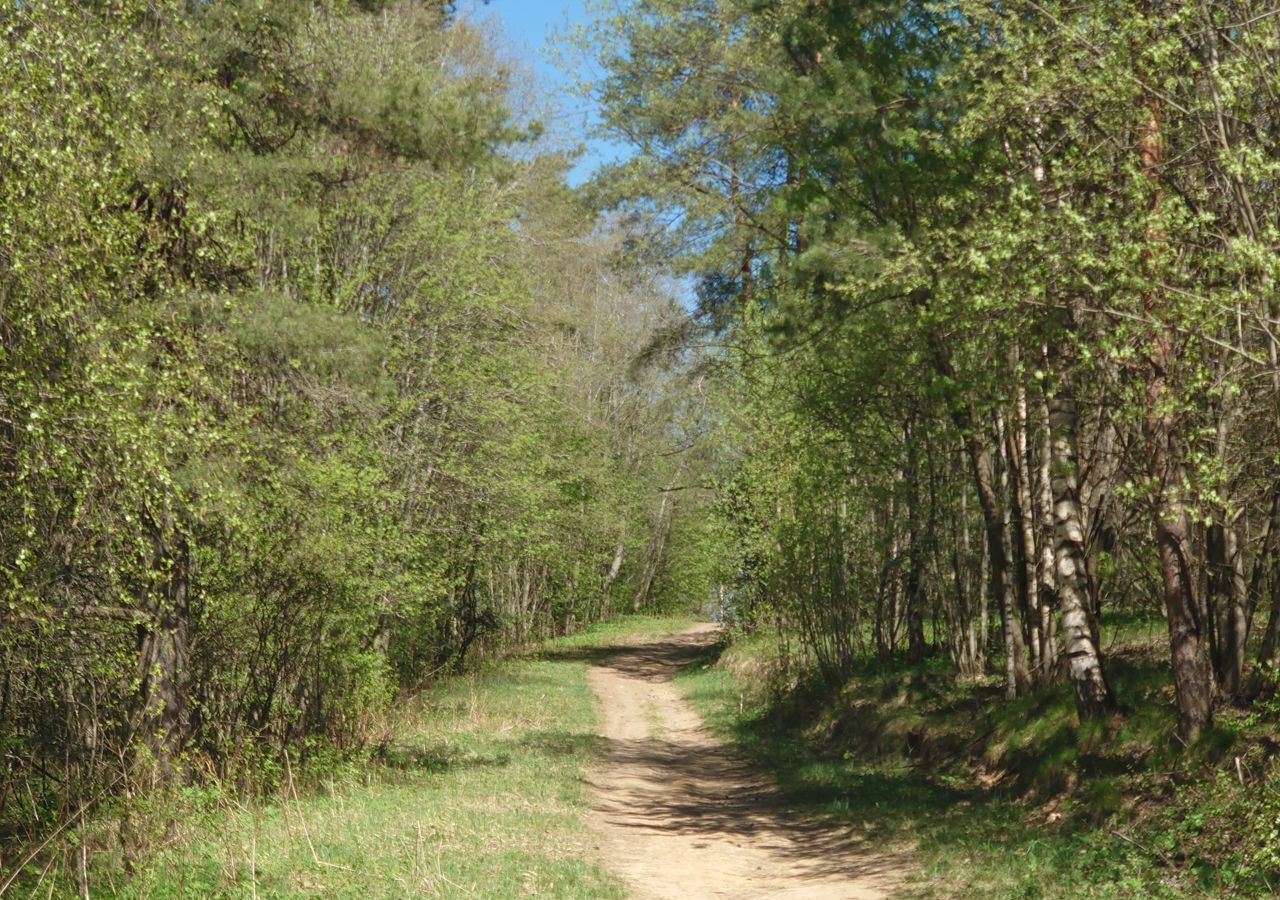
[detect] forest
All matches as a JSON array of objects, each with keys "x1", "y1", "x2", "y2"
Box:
[{"x1": 5, "y1": 0, "x2": 1280, "y2": 897}]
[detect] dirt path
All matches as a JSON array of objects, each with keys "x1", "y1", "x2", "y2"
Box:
[{"x1": 586, "y1": 623, "x2": 904, "y2": 899}]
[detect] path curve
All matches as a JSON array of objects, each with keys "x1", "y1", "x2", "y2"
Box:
[{"x1": 586, "y1": 623, "x2": 903, "y2": 899}]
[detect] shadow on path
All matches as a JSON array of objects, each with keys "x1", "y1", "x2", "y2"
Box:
[{"x1": 586, "y1": 624, "x2": 903, "y2": 899}]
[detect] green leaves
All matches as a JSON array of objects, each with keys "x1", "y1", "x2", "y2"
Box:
[{"x1": 0, "y1": 1, "x2": 693, "y2": 863}]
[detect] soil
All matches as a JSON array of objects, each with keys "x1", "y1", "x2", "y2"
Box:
[{"x1": 586, "y1": 623, "x2": 905, "y2": 899}]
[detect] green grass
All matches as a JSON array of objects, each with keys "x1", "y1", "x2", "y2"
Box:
[
  {"x1": 674, "y1": 628, "x2": 1280, "y2": 899},
  {"x1": 30, "y1": 615, "x2": 694, "y2": 899}
]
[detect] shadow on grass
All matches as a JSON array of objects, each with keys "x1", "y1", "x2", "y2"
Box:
[
  {"x1": 534, "y1": 644, "x2": 621, "y2": 666},
  {"x1": 376, "y1": 728, "x2": 609, "y2": 778},
  {"x1": 539, "y1": 631, "x2": 718, "y2": 683},
  {"x1": 720, "y1": 709, "x2": 975, "y2": 837},
  {"x1": 675, "y1": 631, "x2": 1280, "y2": 897},
  {"x1": 518, "y1": 729, "x2": 610, "y2": 758},
  {"x1": 376, "y1": 742, "x2": 513, "y2": 773},
  {"x1": 671, "y1": 652, "x2": 1161, "y2": 895}
]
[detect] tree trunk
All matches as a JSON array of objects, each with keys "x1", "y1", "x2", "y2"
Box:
[
  {"x1": 927, "y1": 330, "x2": 1030, "y2": 697},
  {"x1": 634, "y1": 491, "x2": 673, "y2": 612},
  {"x1": 1035, "y1": 383, "x2": 1060, "y2": 669},
  {"x1": 1258, "y1": 567, "x2": 1280, "y2": 670},
  {"x1": 1154, "y1": 489, "x2": 1213, "y2": 741},
  {"x1": 134, "y1": 523, "x2": 190, "y2": 781},
  {"x1": 1007, "y1": 388, "x2": 1044, "y2": 679},
  {"x1": 1208, "y1": 516, "x2": 1247, "y2": 702},
  {"x1": 600, "y1": 539, "x2": 626, "y2": 607},
  {"x1": 905, "y1": 422, "x2": 927, "y2": 662},
  {"x1": 873, "y1": 493, "x2": 901, "y2": 658},
  {"x1": 1138, "y1": 89, "x2": 1213, "y2": 742},
  {"x1": 1047, "y1": 387, "x2": 1113, "y2": 720},
  {"x1": 1247, "y1": 485, "x2": 1280, "y2": 638}
]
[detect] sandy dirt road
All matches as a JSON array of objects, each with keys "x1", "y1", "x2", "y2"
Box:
[{"x1": 586, "y1": 623, "x2": 903, "y2": 899}]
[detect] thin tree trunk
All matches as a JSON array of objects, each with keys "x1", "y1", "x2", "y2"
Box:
[
  {"x1": 601, "y1": 540, "x2": 626, "y2": 602},
  {"x1": 634, "y1": 491, "x2": 672, "y2": 612},
  {"x1": 886, "y1": 497, "x2": 902, "y2": 655},
  {"x1": 134, "y1": 521, "x2": 190, "y2": 782},
  {"x1": 1247, "y1": 485, "x2": 1280, "y2": 637},
  {"x1": 950, "y1": 474, "x2": 978, "y2": 676},
  {"x1": 1259, "y1": 564, "x2": 1280, "y2": 669},
  {"x1": 1007, "y1": 386, "x2": 1043, "y2": 679},
  {"x1": 1035, "y1": 382, "x2": 1060, "y2": 669},
  {"x1": 928, "y1": 331, "x2": 1030, "y2": 697},
  {"x1": 905, "y1": 422, "x2": 927, "y2": 662},
  {"x1": 1208, "y1": 515, "x2": 1247, "y2": 702}
]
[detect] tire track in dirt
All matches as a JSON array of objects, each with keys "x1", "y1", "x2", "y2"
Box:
[{"x1": 586, "y1": 623, "x2": 904, "y2": 899}]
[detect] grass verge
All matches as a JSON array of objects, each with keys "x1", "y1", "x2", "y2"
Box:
[
  {"x1": 675, "y1": 628, "x2": 1280, "y2": 899},
  {"x1": 21, "y1": 615, "x2": 692, "y2": 899}
]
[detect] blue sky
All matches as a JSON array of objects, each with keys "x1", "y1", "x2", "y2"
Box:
[
  {"x1": 462, "y1": 0, "x2": 630, "y2": 186},
  {"x1": 467, "y1": 2, "x2": 696, "y2": 308}
]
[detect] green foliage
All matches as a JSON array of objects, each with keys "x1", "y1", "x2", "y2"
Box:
[
  {"x1": 594, "y1": 0, "x2": 1280, "y2": 722},
  {"x1": 0, "y1": 0, "x2": 693, "y2": 880},
  {"x1": 589, "y1": 0, "x2": 1280, "y2": 887}
]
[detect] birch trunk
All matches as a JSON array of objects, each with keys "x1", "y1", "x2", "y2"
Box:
[
  {"x1": 1047, "y1": 388, "x2": 1113, "y2": 719},
  {"x1": 601, "y1": 540, "x2": 626, "y2": 601},
  {"x1": 1035, "y1": 384, "x2": 1060, "y2": 669},
  {"x1": 1007, "y1": 388, "x2": 1044, "y2": 679}
]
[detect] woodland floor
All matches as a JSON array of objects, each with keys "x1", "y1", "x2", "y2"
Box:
[
  {"x1": 47, "y1": 619, "x2": 912, "y2": 898},
  {"x1": 24, "y1": 619, "x2": 1273, "y2": 897},
  {"x1": 18, "y1": 616, "x2": 1273, "y2": 898},
  {"x1": 583, "y1": 623, "x2": 905, "y2": 899}
]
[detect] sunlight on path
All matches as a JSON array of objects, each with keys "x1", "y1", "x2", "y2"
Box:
[{"x1": 586, "y1": 624, "x2": 904, "y2": 899}]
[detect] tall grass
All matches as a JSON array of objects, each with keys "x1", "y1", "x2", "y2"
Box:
[{"x1": 9, "y1": 616, "x2": 694, "y2": 898}]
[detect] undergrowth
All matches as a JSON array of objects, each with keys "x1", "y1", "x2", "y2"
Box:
[
  {"x1": 4, "y1": 615, "x2": 692, "y2": 898},
  {"x1": 676, "y1": 626, "x2": 1280, "y2": 898}
]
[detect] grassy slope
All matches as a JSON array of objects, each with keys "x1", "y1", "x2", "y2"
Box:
[
  {"x1": 54, "y1": 616, "x2": 692, "y2": 899},
  {"x1": 676, "y1": 625, "x2": 1280, "y2": 899}
]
